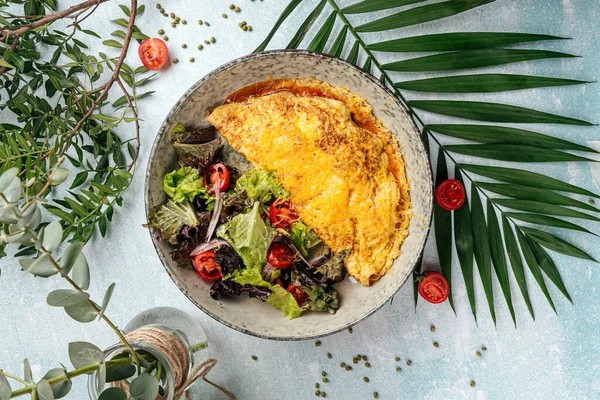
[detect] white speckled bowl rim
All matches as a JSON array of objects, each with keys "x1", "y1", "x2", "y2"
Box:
[{"x1": 145, "y1": 50, "x2": 433, "y2": 341}]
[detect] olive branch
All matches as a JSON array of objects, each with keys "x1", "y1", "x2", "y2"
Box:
[{"x1": 255, "y1": 0, "x2": 599, "y2": 325}]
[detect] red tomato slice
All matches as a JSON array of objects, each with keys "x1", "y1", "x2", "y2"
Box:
[
  {"x1": 418, "y1": 271, "x2": 449, "y2": 304},
  {"x1": 267, "y1": 242, "x2": 294, "y2": 269},
  {"x1": 269, "y1": 199, "x2": 299, "y2": 230},
  {"x1": 436, "y1": 179, "x2": 465, "y2": 211},
  {"x1": 204, "y1": 163, "x2": 230, "y2": 193},
  {"x1": 273, "y1": 278, "x2": 284, "y2": 287},
  {"x1": 192, "y1": 250, "x2": 222, "y2": 281},
  {"x1": 138, "y1": 38, "x2": 168, "y2": 70},
  {"x1": 286, "y1": 284, "x2": 309, "y2": 306}
]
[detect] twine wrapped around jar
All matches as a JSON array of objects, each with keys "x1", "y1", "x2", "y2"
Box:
[{"x1": 111, "y1": 327, "x2": 235, "y2": 400}]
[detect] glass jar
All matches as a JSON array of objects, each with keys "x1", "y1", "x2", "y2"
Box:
[{"x1": 88, "y1": 307, "x2": 209, "y2": 400}]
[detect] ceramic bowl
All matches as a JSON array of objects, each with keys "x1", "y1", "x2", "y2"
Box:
[{"x1": 145, "y1": 50, "x2": 433, "y2": 340}]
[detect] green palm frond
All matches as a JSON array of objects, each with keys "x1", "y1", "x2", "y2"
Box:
[{"x1": 253, "y1": 0, "x2": 598, "y2": 325}]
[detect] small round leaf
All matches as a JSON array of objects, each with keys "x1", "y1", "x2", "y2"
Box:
[
  {"x1": 98, "y1": 387, "x2": 127, "y2": 400},
  {"x1": 36, "y1": 379, "x2": 55, "y2": 400},
  {"x1": 97, "y1": 362, "x2": 106, "y2": 393},
  {"x1": 47, "y1": 289, "x2": 89, "y2": 307},
  {"x1": 68, "y1": 342, "x2": 104, "y2": 369},
  {"x1": 50, "y1": 168, "x2": 70, "y2": 186},
  {"x1": 129, "y1": 373, "x2": 159, "y2": 400},
  {"x1": 42, "y1": 368, "x2": 72, "y2": 399},
  {"x1": 59, "y1": 242, "x2": 84, "y2": 277},
  {"x1": 23, "y1": 256, "x2": 57, "y2": 278},
  {"x1": 64, "y1": 301, "x2": 98, "y2": 323},
  {"x1": 2, "y1": 175, "x2": 22, "y2": 203},
  {"x1": 42, "y1": 221, "x2": 63, "y2": 252},
  {"x1": 0, "y1": 167, "x2": 18, "y2": 192}
]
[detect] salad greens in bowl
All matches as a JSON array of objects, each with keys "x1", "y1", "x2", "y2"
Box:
[{"x1": 145, "y1": 50, "x2": 433, "y2": 340}]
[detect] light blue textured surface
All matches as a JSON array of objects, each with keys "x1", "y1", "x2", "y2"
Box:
[{"x1": 1, "y1": 1, "x2": 599, "y2": 399}]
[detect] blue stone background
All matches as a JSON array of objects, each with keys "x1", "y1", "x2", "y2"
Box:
[{"x1": 1, "y1": 0, "x2": 599, "y2": 399}]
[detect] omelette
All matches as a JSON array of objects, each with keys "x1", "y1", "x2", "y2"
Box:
[{"x1": 207, "y1": 78, "x2": 411, "y2": 286}]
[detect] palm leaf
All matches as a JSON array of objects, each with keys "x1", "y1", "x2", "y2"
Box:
[
  {"x1": 471, "y1": 187, "x2": 496, "y2": 324},
  {"x1": 286, "y1": 0, "x2": 328, "y2": 49},
  {"x1": 527, "y1": 239, "x2": 572, "y2": 302},
  {"x1": 492, "y1": 199, "x2": 600, "y2": 222},
  {"x1": 347, "y1": 41, "x2": 360, "y2": 65},
  {"x1": 426, "y1": 125, "x2": 596, "y2": 153},
  {"x1": 505, "y1": 213, "x2": 596, "y2": 236},
  {"x1": 516, "y1": 228, "x2": 556, "y2": 312},
  {"x1": 307, "y1": 11, "x2": 337, "y2": 53},
  {"x1": 477, "y1": 183, "x2": 599, "y2": 213},
  {"x1": 408, "y1": 101, "x2": 594, "y2": 125},
  {"x1": 383, "y1": 50, "x2": 576, "y2": 72},
  {"x1": 454, "y1": 168, "x2": 476, "y2": 320},
  {"x1": 355, "y1": 0, "x2": 495, "y2": 32},
  {"x1": 487, "y1": 201, "x2": 516, "y2": 325},
  {"x1": 368, "y1": 32, "x2": 567, "y2": 52},
  {"x1": 521, "y1": 227, "x2": 596, "y2": 261},
  {"x1": 459, "y1": 164, "x2": 600, "y2": 198},
  {"x1": 395, "y1": 74, "x2": 588, "y2": 93},
  {"x1": 445, "y1": 144, "x2": 593, "y2": 163},
  {"x1": 434, "y1": 151, "x2": 454, "y2": 311},
  {"x1": 362, "y1": 56, "x2": 372, "y2": 73},
  {"x1": 502, "y1": 216, "x2": 535, "y2": 319},
  {"x1": 328, "y1": 25, "x2": 347, "y2": 57},
  {"x1": 342, "y1": 0, "x2": 428, "y2": 14},
  {"x1": 253, "y1": 0, "x2": 303, "y2": 53}
]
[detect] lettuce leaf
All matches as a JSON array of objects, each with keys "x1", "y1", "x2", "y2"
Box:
[
  {"x1": 289, "y1": 222, "x2": 321, "y2": 257},
  {"x1": 216, "y1": 201, "x2": 276, "y2": 269},
  {"x1": 304, "y1": 285, "x2": 339, "y2": 314},
  {"x1": 163, "y1": 166, "x2": 210, "y2": 203},
  {"x1": 148, "y1": 200, "x2": 199, "y2": 244},
  {"x1": 236, "y1": 169, "x2": 289, "y2": 203},
  {"x1": 229, "y1": 267, "x2": 304, "y2": 319}
]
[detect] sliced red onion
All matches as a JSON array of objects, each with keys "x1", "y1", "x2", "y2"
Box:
[
  {"x1": 190, "y1": 239, "x2": 230, "y2": 256},
  {"x1": 205, "y1": 188, "x2": 224, "y2": 242}
]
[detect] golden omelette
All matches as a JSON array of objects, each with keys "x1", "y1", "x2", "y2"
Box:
[{"x1": 207, "y1": 78, "x2": 411, "y2": 286}]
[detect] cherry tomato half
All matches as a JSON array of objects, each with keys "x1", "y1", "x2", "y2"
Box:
[
  {"x1": 204, "y1": 163, "x2": 230, "y2": 193},
  {"x1": 138, "y1": 38, "x2": 168, "y2": 70},
  {"x1": 286, "y1": 284, "x2": 309, "y2": 306},
  {"x1": 436, "y1": 179, "x2": 465, "y2": 211},
  {"x1": 418, "y1": 271, "x2": 449, "y2": 304},
  {"x1": 269, "y1": 199, "x2": 299, "y2": 230},
  {"x1": 192, "y1": 250, "x2": 223, "y2": 281},
  {"x1": 273, "y1": 278, "x2": 284, "y2": 287},
  {"x1": 267, "y1": 242, "x2": 294, "y2": 269}
]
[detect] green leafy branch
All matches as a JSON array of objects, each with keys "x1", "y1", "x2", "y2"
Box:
[{"x1": 255, "y1": 0, "x2": 599, "y2": 325}]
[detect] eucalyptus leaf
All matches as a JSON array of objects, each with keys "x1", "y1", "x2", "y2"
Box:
[
  {"x1": 286, "y1": 0, "x2": 327, "y2": 49},
  {"x1": 64, "y1": 301, "x2": 98, "y2": 323},
  {"x1": 17, "y1": 202, "x2": 41, "y2": 229},
  {"x1": 47, "y1": 289, "x2": 89, "y2": 307},
  {"x1": 129, "y1": 373, "x2": 159, "y2": 400},
  {"x1": 342, "y1": 0, "x2": 427, "y2": 14},
  {"x1": 355, "y1": 0, "x2": 494, "y2": 32},
  {"x1": 36, "y1": 379, "x2": 54, "y2": 400},
  {"x1": 470, "y1": 187, "x2": 496, "y2": 324},
  {"x1": 0, "y1": 167, "x2": 18, "y2": 192},
  {"x1": 105, "y1": 363, "x2": 136, "y2": 383},
  {"x1": 516, "y1": 229, "x2": 556, "y2": 312},
  {"x1": 459, "y1": 164, "x2": 600, "y2": 198},
  {"x1": 42, "y1": 221, "x2": 63, "y2": 252},
  {"x1": 0, "y1": 371, "x2": 11, "y2": 400},
  {"x1": 50, "y1": 168, "x2": 70, "y2": 186},
  {"x1": 426, "y1": 124, "x2": 596, "y2": 153},
  {"x1": 454, "y1": 168, "x2": 476, "y2": 320},
  {"x1": 368, "y1": 32, "x2": 567, "y2": 52},
  {"x1": 42, "y1": 368, "x2": 72, "y2": 399},
  {"x1": 1, "y1": 174, "x2": 22, "y2": 203},
  {"x1": 71, "y1": 251, "x2": 90, "y2": 290},
  {"x1": 60, "y1": 242, "x2": 84, "y2": 276},
  {"x1": 408, "y1": 101, "x2": 593, "y2": 126},
  {"x1": 24, "y1": 358, "x2": 32, "y2": 383},
  {"x1": 521, "y1": 227, "x2": 596, "y2": 261},
  {"x1": 23, "y1": 256, "x2": 58, "y2": 278},
  {"x1": 98, "y1": 283, "x2": 116, "y2": 320},
  {"x1": 98, "y1": 387, "x2": 128, "y2": 400},
  {"x1": 395, "y1": 74, "x2": 587, "y2": 93},
  {"x1": 434, "y1": 151, "x2": 454, "y2": 310},
  {"x1": 97, "y1": 362, "x2": 106, "y2": 393},
  {"x1": 68, "y1": 342, "x2": 104, "y2": 369},
  {"x1": 383, "y1": 50, "x2": 576, "y2": 72},
  {"x1": 487, "y1": 201, "x2": 516, "y2": 325}
]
